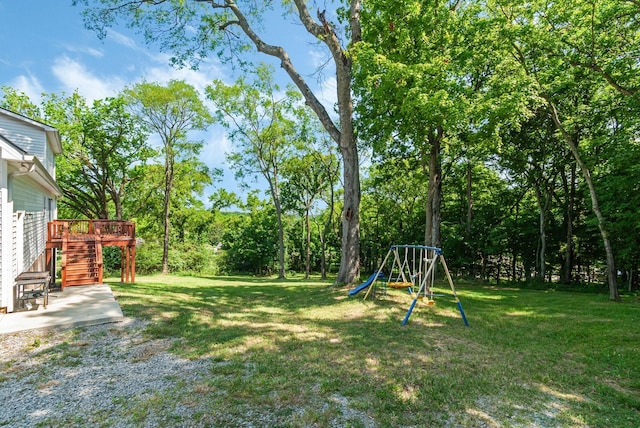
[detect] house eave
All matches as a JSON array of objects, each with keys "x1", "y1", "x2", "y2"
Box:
[{"x1": 8, "y1": 156, "x2": 62, "y2": 197}]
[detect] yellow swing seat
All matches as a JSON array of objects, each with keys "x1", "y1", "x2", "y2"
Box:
[{"x1": 387, "y1": 281, "x2": 413, "y2": 289}]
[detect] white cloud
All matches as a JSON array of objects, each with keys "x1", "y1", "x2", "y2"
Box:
[
  {"x1": 106, "y1": 29, "x2": 139, "y2": 51},
  {"x1": 63, "y1": 44, "x2": 104, "y2": 58},
  {"x1": 86, "y1": 47, "x2": 104, "y2": 58},
  {"x1": 101, "y1": 28, "x2": 227, "y2": 99},
  {"x1": 201, "y1": 127, "x2": 232, "y2": 167},
  {"x1": 141, "y1": 57, "x2": 225, "y2": 95},
  {"x1": 9, "y1": 74, "x2": 45, "y2": 104},
  {"x1": 317, "y1": 75, "x2": 337, "y2": 114},
  {"x1": 51, "y1": 55, "x2": 125, "y2": 101}
]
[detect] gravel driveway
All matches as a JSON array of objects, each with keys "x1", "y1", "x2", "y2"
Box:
[
  {"x1": 0, "y1": 318, "x2": 213, "y2": 427},
  {"x1": 1, "y1": 316, "x2": 380, "y2": 428}
]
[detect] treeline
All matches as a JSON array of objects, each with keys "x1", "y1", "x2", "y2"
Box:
[
  {"x1": 3, "y1": 0, "x2": 639, "y2": 296},
  {"x1": 3, "y1": 79, "x2": 637, "y2": 292}
]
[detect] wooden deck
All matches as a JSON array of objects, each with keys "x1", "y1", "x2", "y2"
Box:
[
  {"x1": 46, "y1": 220, "x2": 136, "y2": 287},
  {"x1": 47, "y1": 220, "x2": 136, "y2": 247}
]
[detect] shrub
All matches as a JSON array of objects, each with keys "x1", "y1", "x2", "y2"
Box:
[{"x1": 130, "y1": 240, "x2": 220, "y2": 275}]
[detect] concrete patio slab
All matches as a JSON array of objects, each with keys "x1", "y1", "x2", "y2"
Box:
[{"x1": 0, "y1": 284, "x2": 123, "y2": 334}]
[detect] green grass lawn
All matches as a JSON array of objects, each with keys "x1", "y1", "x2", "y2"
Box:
[{"x1": 106, "y1": 274, "x2": 640, "y2": 427}]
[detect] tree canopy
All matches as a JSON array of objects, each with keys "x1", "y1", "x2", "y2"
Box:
[
  {"x1": 3, "y1": 0, "x2": 638, "y2": 294},
  {"x1": 126, "y1": 79, "x2": 213, "y2": 274}
]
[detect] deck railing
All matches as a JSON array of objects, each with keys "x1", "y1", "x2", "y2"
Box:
[{"x1": 48, "y1": 220, "x2": 135, "y2": 243}]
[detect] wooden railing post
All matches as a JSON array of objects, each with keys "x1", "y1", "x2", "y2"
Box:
[
  {"x1": 131, "y1": 245, "x2": 136, "y2": 283},
  {"x1": 61, "y1": 223, "x2": 68, "y2": 289},
  {"x1": 95, "y1": 227, "x2": 103, "y2": 284}
]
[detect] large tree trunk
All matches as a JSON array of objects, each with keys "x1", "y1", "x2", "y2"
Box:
[
  {"x1": 162, "y1": 152, "x2": 173, "y2": 275},
  {"x1": 424, "y1": 128, "x2": 443, "y2": 248},
  {"x1": 336, "y1": 129, "x2": 361, "y2": 284},
  {"x1": 561, "y1": 160, "x2": 576, "y2": 283},
  {"x1": 326, "y1": 5, "x2": 361, "y2": 286},
  {"x1": 546, "y1": 100, "x2": 619, "y2": 300},
  {"x1": 534, "y1": 184, "x2": 547, "y2": 281},
  {"x1": 228, "y1": 0, "x2": 362, "y2": 285},
  {"x1": 466, "y1": 161, "x2": 473, "y2": 238}
]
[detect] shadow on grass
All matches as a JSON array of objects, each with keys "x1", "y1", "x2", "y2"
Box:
[{"x1": 103, "y1": 275, "x2": 640, "y2": 427}]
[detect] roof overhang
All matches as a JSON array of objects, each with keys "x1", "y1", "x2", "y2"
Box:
[
  {"x1": 7, "y1": 155, "x2": 62, "y2": 197},
  {"x1": 46, "y1": 129, "x2": 63, "y2": 155}
]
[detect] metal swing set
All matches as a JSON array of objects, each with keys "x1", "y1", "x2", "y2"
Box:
[{"x1": 351, "y1": 245, "x2": 469, "y2": 326}]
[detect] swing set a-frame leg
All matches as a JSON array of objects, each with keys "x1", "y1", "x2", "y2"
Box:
[
  {"x1": 440, "y1": 256, "x2": 469, "y2": 327},
  {"x1": 401, "y1": 254, "x2": 469, "y2": 327}
]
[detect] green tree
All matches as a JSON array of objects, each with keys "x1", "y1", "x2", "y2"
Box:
[
  {"x1": 208, "y1": 189, "x2": 242, "y2": 246},
  {"x1": 497, "y1": 112, "x2": 567, "y2": 281},
  {"x1": 222, "y1": 193, "x2": 279, "y2": 275},
  {"x1": 66, "y1": 96, "x2": 152, "y2": 219},
  {"x1": 484, "y1": 0, "x2": 636, "y2": 299},
  {"x1": 207, "y1": 65, "x2": 310, "y2": 279},
  {"x1": 0, "y1": 87, "x2": 42, "y2": 118},
  {"x1": 314, "y1": 144, "x2": 342, "y2": 280},
  {"x1": 281, "y1": 150, "x2": 333, "y2": 279},
  {"x1": 75, "y1": 0, "x2": 364, "y2": 285},
  {"x1": 169, "y1": 158, "x2": 221, "y2": 244},
  {"x1": 361, "y1": 159, "x2": 427, "y2": 253},
  {"x1": 1, "y1": 90, "x2": 152, "y2": 220},
  {"x1": 353, "y1": 0, "x2": 496, "y2": 249},
  {"x1": 126, "y1": 80, "x2": 213, "y2": 274},
  {"x1": 544, "y1": 0, "x2": 640, "y2": 100}
]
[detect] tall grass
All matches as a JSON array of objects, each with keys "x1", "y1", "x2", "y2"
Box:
[{"x1": 109, "y1": 275, "x2": 640, "y2": 427}]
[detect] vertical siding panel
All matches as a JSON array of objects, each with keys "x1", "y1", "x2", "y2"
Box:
[
  {"x1": 45, "y1": 145, "x2": 55, "y2": 174},
  {"x1": 12, "y1": 213, "x2": 18, "y2": 278},
  {"x1": 0, "y1": 187, "x2": 3, "y2": 305},
  {"x1": 22, "y1": 211, "x2": 46, "y2": 270}
]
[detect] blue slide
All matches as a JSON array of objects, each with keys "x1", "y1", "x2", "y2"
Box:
[{"x1": 349, "y1": 272, "x2": 381, "y2": 296}]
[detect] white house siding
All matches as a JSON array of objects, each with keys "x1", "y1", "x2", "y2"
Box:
[
  {"x1": 1, "y1": 148, "x2": 54, "y2": 312},
  {"x1": 0, "y1": 157, "x2": 8, "y2": 311},
  {"x1": 0, "y1": 110, "x2": 60, "y2": 312},
  {"x1": 0, "y1": 187, "x2": 3, "y2": 308},
  {"x1": 11, "y1": 176, "x2": 50, "y2": 272},
  {"x1": 23, "y1": 211, "x2": 46, "y2": 271},
  {"x1": 44, "y1": 141, "x2": 55, "y2": 176},
  {"x1": 0, "y1": 117, "x2": 50, "y2": 174},
  {"x1": 11, "y1": 175, "x2": 48, "y2": 212},
  {"x1": 12, "y1": 213, "x2": 19, "y2": 276}
]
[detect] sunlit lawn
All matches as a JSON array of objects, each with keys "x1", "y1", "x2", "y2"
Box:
[{"x1": 106, "y1": 274, "x2": 640, "y2": 427}]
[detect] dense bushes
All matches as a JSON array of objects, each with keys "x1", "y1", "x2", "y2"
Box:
[{"x1": 104, "y1": 241, "x2": 221, "y2": 276}]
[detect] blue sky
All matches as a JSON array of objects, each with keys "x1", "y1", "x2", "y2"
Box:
[{"x1": 0, "y1": 0, "x2": 337, "y2": 203}]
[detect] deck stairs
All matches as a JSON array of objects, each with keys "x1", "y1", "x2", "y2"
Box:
[{"x1": 61, "y1": 235, "x2": 103, "y2": 286}]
